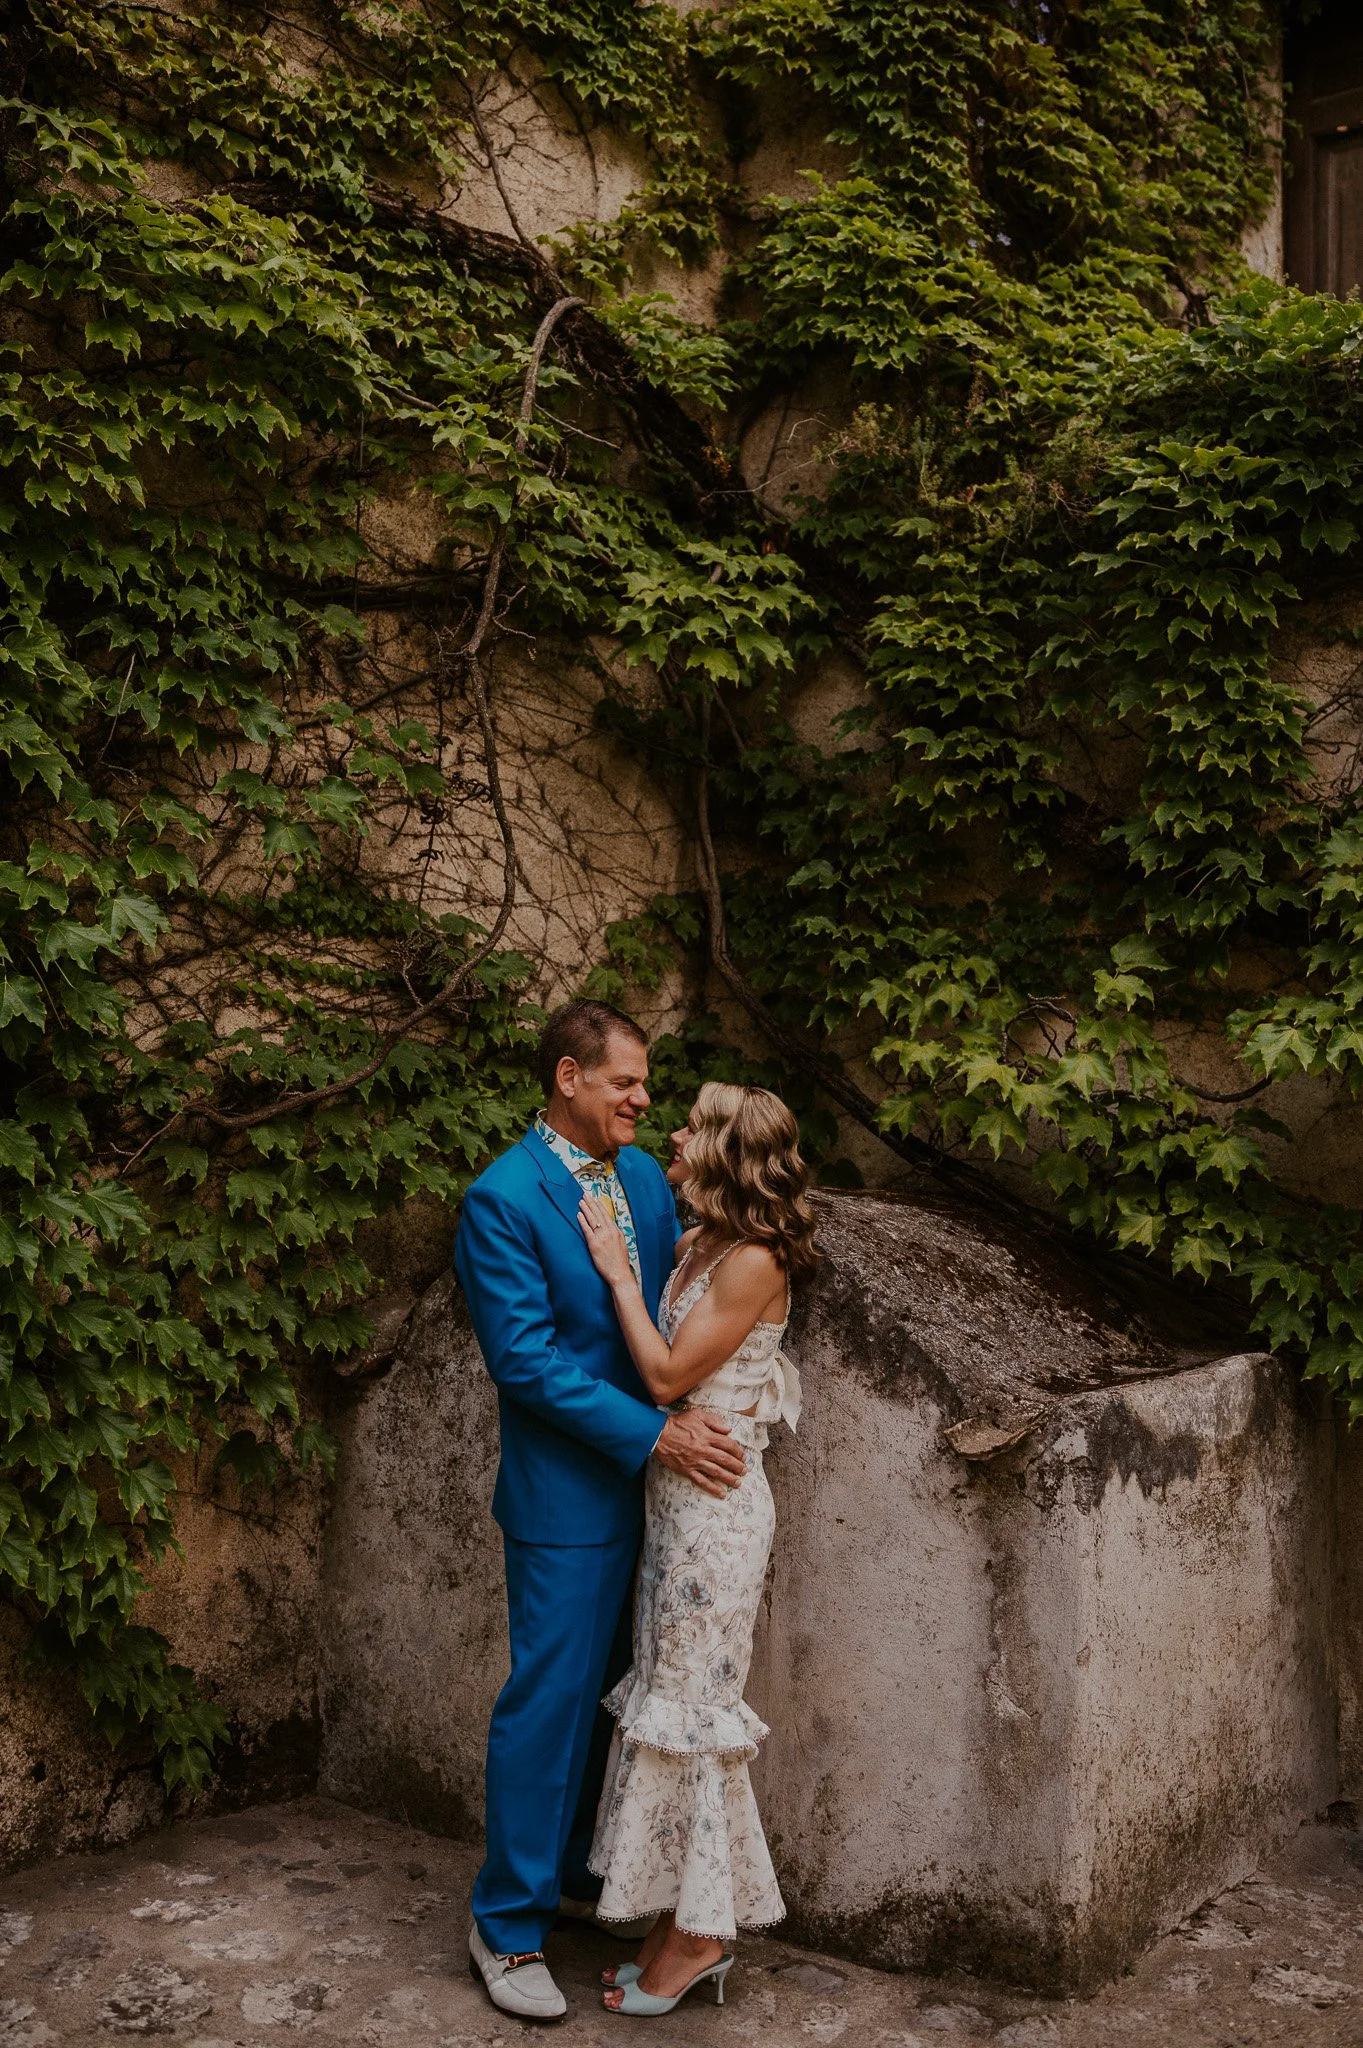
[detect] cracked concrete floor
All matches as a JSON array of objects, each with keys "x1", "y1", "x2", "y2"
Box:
[{"x1": 0, "y1": 1799, "x2": 1362, "y2": 2045}]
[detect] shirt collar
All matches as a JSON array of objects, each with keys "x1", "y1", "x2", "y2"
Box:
[{"x1": 534, "y1": 1112, "x2": 618, "y2": 1178}]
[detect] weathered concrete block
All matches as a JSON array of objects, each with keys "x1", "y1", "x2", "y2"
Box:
[
  {"x1": 317, "y1": 1190, "x2": 1336, "y2": 1991},
  {"x1": 318, "y1": 1292, "x2": 502, "y2": 1840},
  {"x1": 0, "y1": 1439, "x2": 326, "y2": 1872},
  {"x1": 753, "y1": 1195, "x2": 1335, "y2": 1989},
  {"x1": 1335, "y1": 1425, "x2": 1363, "y2": 1805}
]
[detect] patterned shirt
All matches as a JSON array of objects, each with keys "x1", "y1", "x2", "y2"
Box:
[{"x1": 535, "y1": 1114, "x2": 643, "y2": 1288}]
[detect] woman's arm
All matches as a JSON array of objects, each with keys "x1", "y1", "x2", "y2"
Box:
[{"x1": 578, "y1": 1195, "x2": 784, "y2": 1406}]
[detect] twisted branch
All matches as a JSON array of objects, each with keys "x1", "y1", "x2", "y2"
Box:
[
  {"x1": 692, "y1": 716, "x2": 1015, "y2": 1211},
  {"x1": 221, "y1": 180, "x2": 731, "y2": 508},
  {"x1": 692, "y1": 734, "x2": 1266, "y2": 1319},
  {"x1": 126, "y1": 296, "x2": 582, "y2": 1160}
]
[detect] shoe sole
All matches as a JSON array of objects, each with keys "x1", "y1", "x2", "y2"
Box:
[{"x1": 468, "y1": 1955, "x2": 567, "y2": 2023}]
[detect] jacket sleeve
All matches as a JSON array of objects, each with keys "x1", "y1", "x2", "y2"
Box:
[{"x1": 455, "y1": 1179, "x2": 666, "y2": 1476}]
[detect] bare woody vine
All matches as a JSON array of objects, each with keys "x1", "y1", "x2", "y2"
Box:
[{"x1": 2, "y1": 1, "x2": 1360, "y2": 1782}]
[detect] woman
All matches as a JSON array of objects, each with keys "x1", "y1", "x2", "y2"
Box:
[{"x1": 576, "y1": 1081, "x2": 817, "y2": 2019}]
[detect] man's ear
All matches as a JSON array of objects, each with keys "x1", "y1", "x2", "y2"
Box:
[{"x1": 556, "y1": 1055, "x2": 580, "y2": 1099}]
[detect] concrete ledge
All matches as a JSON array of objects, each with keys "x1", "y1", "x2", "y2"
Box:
[{"x1": 317, "y1": 1190, "x2": 1337, "y2": 1991}]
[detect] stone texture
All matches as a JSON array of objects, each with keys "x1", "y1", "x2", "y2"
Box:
[
  {"x1": 0, "y1": 1435, "x2": 326, "y2": 1875},
  {"x1": 0, "y1": 1183, "x2": 1348, "y2": 1995},
  {"x1": 2, "y1": 1795, "x2": 1363, "y2": 2045},
  {"x1": 317, "y1": 1188, "x2": 1337, "y2": 1991},
  {"x1": 318, "y1": 1287, "x2": 503, "y2": 1842},
  {"x1": 0, "y1": 23, "x2": 1357, "y2": 2008},
  {"x1": 1334, "y1": 1424, "x2": 1363, "y2": 1805}
]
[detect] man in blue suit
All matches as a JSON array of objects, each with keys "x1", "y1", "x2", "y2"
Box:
[{"x1": 457, "y1": 1000, "x2": 745, "y2": 2021}]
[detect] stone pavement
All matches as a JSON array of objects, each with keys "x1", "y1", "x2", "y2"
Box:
[{"x1": 0, "y1": 1798, "x2": 1361, "y2": 2046}]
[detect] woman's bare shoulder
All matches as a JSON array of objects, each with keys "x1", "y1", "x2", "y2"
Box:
[{"x1": 712, "y1": 1240, "x2": 784, "y2": 1299}]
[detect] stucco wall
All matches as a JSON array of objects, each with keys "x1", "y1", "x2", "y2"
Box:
[
  {"x1": 0, "y1": 1186, "x2": 1349, "y2": 1996},
  {"x1": 3, "y1": 36, "x2": 1359, "y2": 1985},
  {"x1": 314, "y1": 1189, "x2": 1338, "y2": 1992},
  {"x1": 343, "y1": 53, "x2": 1363, "y2": 1203},
  {"x1": 137, "y1": 38, "x2": 1356, "y2": 1200},
  {"x1": 1336, "y1": 1426, "x2": 1363, "y2": 1804},
  {"x1": 0, "y1": 1436, "x2": 326, "y2": 1873}
]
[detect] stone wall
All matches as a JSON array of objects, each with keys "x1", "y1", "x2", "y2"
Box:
[
  {"x1": 0, "y1": 1435, "x2": 326, "y2": 1873},
  {"x1": 312, "y1": 1189, "x2": 1340, "y2": 1993},
  {"x1": 5, "y1": 26, "x2": 1362, "y2": 1987},
  {"x1": 0, "y1": 1186, "x2": 1352, "y2": 1993},
  {"x1": 1336, "y1": 1429, "x2": 1363, "y2": 1803}
]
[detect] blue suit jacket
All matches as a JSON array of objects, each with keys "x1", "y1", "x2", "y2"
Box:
[{"x1": 454, "y1": 1127, "x2": 679, "y2": 1545}]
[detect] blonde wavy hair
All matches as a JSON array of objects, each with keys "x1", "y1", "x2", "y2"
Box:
[{"x1": 681, "y1": 1082, "x2": 819, "y2": 1282}]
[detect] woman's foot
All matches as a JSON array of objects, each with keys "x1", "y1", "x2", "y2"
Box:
[
  {"x1": 602, "y1": 1925, "x2": 726, "y2": 2009},
  {"x1": 601, "y1": 1911, "x2": 670, "y2": 1988}
]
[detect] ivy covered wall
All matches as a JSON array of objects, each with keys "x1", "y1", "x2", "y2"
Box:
[{"x1": 4, "y1": 0, "x2": 1362, "y2": 1794}]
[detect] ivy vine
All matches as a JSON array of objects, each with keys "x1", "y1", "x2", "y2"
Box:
[{"x1": 3, "y1": 0, "x2": 1359, "y2": 1791}]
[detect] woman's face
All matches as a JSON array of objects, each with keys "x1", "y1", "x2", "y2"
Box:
[{"x1": 666, "y1": 1107, "x2": 698, "y2": 1189}]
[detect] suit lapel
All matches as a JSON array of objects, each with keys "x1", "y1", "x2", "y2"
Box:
[
  {"x1": 522, "y1": 1127, "x2": 665, "y2": 1312},
  {"x1": 615, "y1": 1144, "x2": 661, "y2": 1309},
  {"x1": 522, "y1": 1126, "x2": 585, "y2": 1235}
]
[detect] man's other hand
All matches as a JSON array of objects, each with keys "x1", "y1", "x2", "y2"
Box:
[{"x1": 653, "y1": 1411, "x2": 745, "y2": 1497}]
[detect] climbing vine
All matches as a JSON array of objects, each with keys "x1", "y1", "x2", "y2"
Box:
[{"x1": 4, "y1": 0, "x2": 1359, "y2": 1787}]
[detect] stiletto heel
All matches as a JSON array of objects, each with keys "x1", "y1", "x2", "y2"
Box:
[{"x1": 604, "y1": 1953, "x2": 733, "y2": 2017}]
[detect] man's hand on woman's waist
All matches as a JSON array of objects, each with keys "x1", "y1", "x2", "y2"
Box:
[{"x1": 652, "y1": 1411, "x2": 745, "y2": 1497}]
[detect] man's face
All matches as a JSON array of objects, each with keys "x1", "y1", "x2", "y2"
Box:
[{"x1": 550, "y1": 1029, "x2": 651, "y2": 1159}]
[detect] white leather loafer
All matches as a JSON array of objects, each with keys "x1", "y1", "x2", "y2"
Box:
[{"x1": 468, "y1": 1923, "x2": 567, "y2": 2022}]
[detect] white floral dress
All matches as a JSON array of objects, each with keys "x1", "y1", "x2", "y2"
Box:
[{"x1": 588, "y1": 1247, "x2": 801, "y2": 1940}]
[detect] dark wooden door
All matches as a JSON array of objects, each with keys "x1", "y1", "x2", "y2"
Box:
[
  {"x1": 1319, "y1": 132, "x2": 1363, "y2": 297},
  {"x1": 1286, "y1": 4, "x2": 1363, "y2": 294}
]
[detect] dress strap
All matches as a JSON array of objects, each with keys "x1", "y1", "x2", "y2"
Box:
[
  {"x1": 698, "y1": 1240, "x2": 742, "y2": 1287},
  {"x1": 672, "y1": 1236, "x2": 741, "y2": 1305}
]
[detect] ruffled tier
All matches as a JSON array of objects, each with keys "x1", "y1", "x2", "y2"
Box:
[
  {"x1": 602, "y1": 1667, "x2": 770, "y2": 1764},
  {"x1": 588, "y1": 1730, "x2": 785, "y2": 1940}
]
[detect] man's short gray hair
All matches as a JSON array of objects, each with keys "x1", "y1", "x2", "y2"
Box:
[{"x1": 537, "y1": 1000, "x2": 648, "y2": 1098}]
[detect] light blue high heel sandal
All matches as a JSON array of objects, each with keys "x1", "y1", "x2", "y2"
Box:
[
  {"x1": 603, "y1": 1953, "x2": 733, "y2": 2016},
  {"x1": 600, "y1": 1962, "x2": 643, "y2": 1987}
]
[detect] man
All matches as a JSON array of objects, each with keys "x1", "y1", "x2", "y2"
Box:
[{"x1": 456, "y1": 999, "x2": 746, "y2": 2022}]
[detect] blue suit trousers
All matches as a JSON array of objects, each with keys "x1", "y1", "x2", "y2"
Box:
[{"x1": 471, "y1": 1532, "x2": 638, "y2": 1955}]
